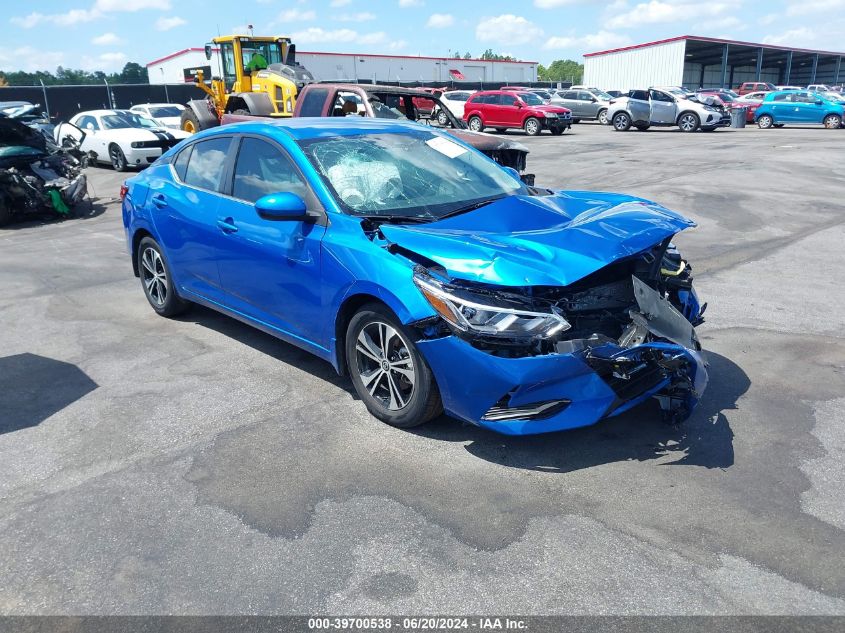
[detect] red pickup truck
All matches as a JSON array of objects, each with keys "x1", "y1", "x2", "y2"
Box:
[{"x1": 288, "y1": 83, "x2": 535, "y2": 185}]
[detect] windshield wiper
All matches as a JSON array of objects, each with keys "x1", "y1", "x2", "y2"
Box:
[
  {"x1": 434, "y1": 196, "x2": 504, "y2": 221},
  {"x1": 357, "y1": 214, "x2": 433, "y2": 225}
]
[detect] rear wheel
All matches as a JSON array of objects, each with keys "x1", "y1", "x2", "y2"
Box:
[
  {"x1": 345, "y1": 304, "x2": 442, "y2": 429},
  {"x1": 634, "y1": 123, "x2": 650, "y2": 131},
  {"x1": 136, "y1": 237, "x2": 191, "y2": 318},
  {"x1": 757, "y1": 114, "x2": 774, "y2": 129},
  {"x1": 823, "y1": 114, "x2": 842, "y2": 129},
  {"x1": 549, "y1": 125, "x2": 565, "y2": 135},
  {"x1": 436, "y1": 109, "x2": 449, "y2": 126},
  {"x1": 597, "y1": 109, "x2": 609, "y2": 125},
  {"x1": 523, "y1": 117, "x2": 541, "y2": 136},
  {"x1": 612, "y1": 112, "x2": 631, "y2": 131},
  {"x1": 494, "y1": 127, "x2": 507, "y2": 133},
  {"x1": 678, "y1": 112, "x2": 700, "y2": 132},
  {"x1": 467, "y1": 116, "x2": 483, "y2": 132}
]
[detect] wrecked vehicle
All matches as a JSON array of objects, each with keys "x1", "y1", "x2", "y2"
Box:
[
  {"x1": 224, "y1": 83, "x2": 534, "y2": 185},
  {"x1": 608, "y1": 87, "x2": 731, "y2": 132},
  {"x1": 0, "y1": 116, "x2": 87, "y2": 227},
  {"x1": 122, "y1": 118, "x2": 707, "y2": 435}
]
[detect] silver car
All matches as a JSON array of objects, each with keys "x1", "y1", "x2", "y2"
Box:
[
  {"x1": 607, "y1": 88, "x2": 731, "y2": 132},
  {"x1": 551, "y1": 88, "x2": 612, "y2": 124}
]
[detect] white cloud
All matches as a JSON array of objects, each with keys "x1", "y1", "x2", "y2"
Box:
[
  {"x1": 94, "y1": 0, "x2": 171, "y2": 10},
  {"x1": 290, "y1": 26, "x2": 388, "y2": 46},
  {"x1": 534, "y1": 0, "x2": 579, "y2": 7},
  {"x1": 476, "y1": 14, "x2": 543, "y2": 45},
  {"x1": 701, "y1": 16, "x2": 744, "y2": 30},
  {"x1": 427, "y1": 13, "x2": 454, "y2": 28},
  {"x1": 336, "y1": 12, "x2": 377, "y2": 22},
  {"x1": 278, "y1": 8, "x2": 316, "y2": 21},
  {"x1": 762, "y1": 27, "x2": 816, "y2": 47},
  {"x1": 759, "y1": 13, "x2": 779, "y2": 25},
  {"x1": 155, "y1": 16, "x2": 186, "y2": 31},
  {"x1": 8, "y1": 46, "x2": 65, "y2": 72},
  {"x1": 11, "y1": 0, "x2": 172, "y2": 28},
  {"x1": 387, "y1": 40, "x2": 408, "y2": 51},
  {"x1": 91, "y1": 32, "x2": 121, "y2": 45},
  {"x1": 80, "y1": 51, "x2": 128, "y2": 72},
  {"x1": 605, "y1": 1, "x2": 732, "y2": 29},
  {"x1": 544, "y1": 30, "x2": 631, "y2": 51},
  {"x1": 330, "y1": 0, "x2": 352, "y2": 6},
  {"x1": 786, "y1": 0, "x2": 845, "y2": 16},
  {"x1": 399, "y1": 0, "x2": 424, "y2": 7}
]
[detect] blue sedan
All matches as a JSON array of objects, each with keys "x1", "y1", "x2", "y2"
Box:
[
  {"x1": 755, "y1": 90, "x2": 844, "y2": 129},
  {"x1": 122, "y1": 118, "x2": 707, "y2": 435}
]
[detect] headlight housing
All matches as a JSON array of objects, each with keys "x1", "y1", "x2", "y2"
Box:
[
  {"x1": 413, "y1": 272, "x2": 570, "y2": 340},
  {"x1": 544, "y1": 112, "x2": 558, "y2": 118}
]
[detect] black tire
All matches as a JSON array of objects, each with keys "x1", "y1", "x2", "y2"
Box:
[
  {"x1": 523, "y1": 117, "x2": 542, "y2": 136},
  {"x1": 773, "y1": 123, "x2": 785, "y2": 128},
  {"x1": 0, "y1": 197, "x2": 11, "y2": 227},
  {"x1": 136, "y1": 237, "x2": 191, "y2": 318},
  {"x1": 467, "y1": 115, "x2": 483, "y2": 132},
  {"x1": 823, "y1": 114, "x2": 842, "y2": 129},
  {"x1": 757, "y1": 114, "x2": 774, "y2": 129},
  {"x1": 494, "y1": 127, "x2": 507, "y2": 133},
  {"x1": 345, "y1": 303, "x2": 442, "y2": 429},
  {"x1": 612, "y1": 112, "x2": 632, "y2": 131},
  {"x1": 109, "y1": 144, "x2": 128, "y2": 172},
  {"x1": 677, "y1": 112, "x2": 700, "y2": 132},
  {"x1": 549, "y1": 126, "x2": 565, "y2": 135},
  {"x1": 180, "y1": 109, "x2": 203, "y2": 134},
  {"x1": 634, "y1": 123, "x2": 650, "y2": 131},
  {"x1": 701, "y1": 127, "x2": 716, "y2": 132},
  {"x1": 572, "y1": 118, "x2": 581, "y2": 124},
  {"x1": 436, "y1": 109, "x2": 449, "y2": 126}
]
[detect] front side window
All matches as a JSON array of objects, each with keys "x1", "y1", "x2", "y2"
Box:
[
  {"x1": 517, "y1": 92, "x2": 544, "y2": 106},
  {"x1": 183, "y1": 137, "x2": 231, "y2": 192},
  {"x1": 101, "y1": 113, "x2": 158, "y2": 130},
  {"x1": 232, "y1": 137, "x2": 310, "y2": 204},
  {"x1": 299, "y1": 87, "x2": 329, "y2": 117},
  {"x1": 149, "y1": 106, "x2": 182, "y2": 118},
  {"x1": 650, "y1": 90, "x2": 673, "y2": 102},
  {"x1": 298, "y1": 130, "x2": 524, "y2": 221}
]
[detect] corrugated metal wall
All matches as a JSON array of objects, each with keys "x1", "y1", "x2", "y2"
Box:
[{"x1": 583, "y1": 40, "x2": 686, "y2": 91}]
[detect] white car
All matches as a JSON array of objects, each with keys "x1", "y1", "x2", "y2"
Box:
[
  {"x1": 736, "y1": 91, "x2": 770, "y2": 102},
  {"x1": 129, "y1": 103, "x2": 185, "y2": 129},
  {"x1": 60, "y1": 109, "x2": 189, "y2": 171},
  {"x1": 434, "y1": 91, "x2": 474, "y2": 126}
]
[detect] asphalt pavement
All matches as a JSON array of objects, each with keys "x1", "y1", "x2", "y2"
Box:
[{"x1": 1, "y1": 123, "x2": 844, "y2": 615}]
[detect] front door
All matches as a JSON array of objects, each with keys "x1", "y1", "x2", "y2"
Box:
[
  {"x1": 215, "y1": 136, "x2": 328, "y2": 347},
  {"x1": 792, "y1": 91, "x2": 825, "y2": 123},
  {"x1": 649, "y1": 90, "x2": 676, "y2": 124},
  {"x1": 578, "y1": 91, "x2": 599, "y2": 118}
]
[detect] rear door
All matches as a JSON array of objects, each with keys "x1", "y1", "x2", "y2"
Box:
[
  {"x1": 793, "y1": 91, "x2": 825, "y2": 123},
  {"x1": 649, "y1": 89, "x2": 676, "y2": 124},
  {"x1": 555, "y1": 90, "x2": 580, "y2": 115},
  {"x1": 150, "y1": 136, "x2": 235, "y2": 301}
]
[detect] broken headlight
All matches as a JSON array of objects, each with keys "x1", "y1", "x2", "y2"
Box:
[{"x1": 413, "y1": 272, "x2": 570, "y2": 340}]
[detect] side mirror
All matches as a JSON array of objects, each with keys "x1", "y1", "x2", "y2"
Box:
[
  {"x1": 255, "y1": 192, "x2": 310, "y2": 221},
  {"x1": 590, "y1": 97, "x2": 597, "y2": 102},
  {"x1": 815, "y1": 99, "x2": 824, "y2": 105},
  {"x1": 204, "y1": 44, "x2": 212, "y2": 60},
  {"x1": 500, "y1": 166, "x2": 521, "y2": 182},
  {"x1": 516, "y1": 101, "x2": 523, "y2": 108}
]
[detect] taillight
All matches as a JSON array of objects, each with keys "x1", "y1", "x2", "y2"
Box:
[{"x1": 119, "y1": 183, "x2": 129, "y2": 201}]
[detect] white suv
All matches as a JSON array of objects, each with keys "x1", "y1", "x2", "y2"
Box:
[{"x1": 607, "y1": 88, "x2": 731, "y2": 132}]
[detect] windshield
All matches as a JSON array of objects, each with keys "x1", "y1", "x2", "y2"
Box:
[
  {"x1": 102, "y1": 113, "x2": 160, "y2": 130},
  {"x1": 533, "y1": 91, "x2": 551, "y2": 100},
  {"x1": 298, "y1": 130, "x2": 524, "y2": 221},
  {"x1": 591, "y1": 89, "x2": 612, "y2": 100},
  {"x1": 518, "y1": 92, "x2": 544, "y2": 106},
  {"x1": 149, "y1": 106, "x2": 182, "y2": 118}
]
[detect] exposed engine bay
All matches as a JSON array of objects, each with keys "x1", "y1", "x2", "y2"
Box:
[{"x1": 0, "y1": 116, "x2": 88, "y2": 226}]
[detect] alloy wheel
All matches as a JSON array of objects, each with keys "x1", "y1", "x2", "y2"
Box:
[
  {"x1": 613, "y1": 113, "x2": 629, "y2": 130},
  {"x1": 354, "y1": 321, "x2": 416, "y2": 411},
  {"x1": 525, "y1": 119, "x2": 539, "y2": 135},
  {"x1": 437, "y1": 110, "x2": 449, "y2": 126},
  {"x1": 598, "y1": 109, "x2": 608, "y2": 125},
  {"x1": 469, "y1": 117, "x2": 482, "y2": 132},
  {"x1": 141, "y1": 247, "x2": 168, "y2": 307},
  {"x1": 679, "y1": 114, "x2": 698, "y2": 132},
  {"x1": 110, "y1": 146, "x2": 125, "y2": 170}
]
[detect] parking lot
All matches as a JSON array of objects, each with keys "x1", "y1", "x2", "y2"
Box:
[{"x1": 1, "y1": 122, "x2": 844, "y2": 614}]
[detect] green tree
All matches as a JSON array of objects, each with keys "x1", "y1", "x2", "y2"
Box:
[
  {"x1": 480, "y1": 49, "x2": 517, "y2": 62},
  {"x1": 463, "y1": 52, "x2": 472, "y2": 59},
  {"x1": 538, "y1": 59, "x2": 584, "y2": 84}
]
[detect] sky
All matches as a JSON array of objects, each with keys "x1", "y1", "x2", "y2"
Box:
[{"x1": 1, "y1": 0, "x2": 842, "y2": 73}]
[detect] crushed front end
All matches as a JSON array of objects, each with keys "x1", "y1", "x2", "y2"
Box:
[{"x1": 410, "y1": 240, "x2": 708, "y2": 435}]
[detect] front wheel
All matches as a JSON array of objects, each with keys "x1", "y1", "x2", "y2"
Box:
[
  {"x1": 109, "y1": 144, "x2": 128, "y2": 172},
  {"x1": 549, "y1": 126, "x2": 565, "y2": 135},
  {"x1": 467, "y1": 116, "x2": 483, "y2": 132},
  {"x1": 436, "y1": 109, "x2": 449, "y2": 126},
  {"x1": 523, "y1": 117, "x2": 541, "y2": 136},
  {"x1": 678, "y1": 112, "x2": 700, "y2": 132},
  {"x1": 757, "y1": 114, "x2": 774, "y2": 129},
  {"x1": 597, "y1": 109, "x2": 609, "y2": 125},
  {"x1": 136, "y1": 237, "x2": 191, "y2": 318},
  {"x1": 345, "y1": 304, "x2": 442, "y2": 428},
  {"x1": 823, "y1": 114, "x2": 842, "y2": 129},
  {"x1": 612, "y1": 112, "x2": 631, "y2": 131},
  {"x1": 634, "y1": 123, "x2": 650, "y2": 131}
]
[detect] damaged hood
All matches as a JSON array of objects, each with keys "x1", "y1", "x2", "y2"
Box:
[
  {"x1": 380, "y1": 191, "x2": 695, "y2": 287},
  {"x1": 0, "y1": 116, "x2": 49, "y2": 153},
  {"x1": 446, "y1": 129, "x2": 529, "y2": 154}
]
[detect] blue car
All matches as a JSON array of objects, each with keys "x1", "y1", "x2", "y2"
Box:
[
  {"x1": 122, "y1": 118, "x2": 708, "y2": 435},
  {"x1": 755, "y1": 90, "x2": 844, "y2": 129}
]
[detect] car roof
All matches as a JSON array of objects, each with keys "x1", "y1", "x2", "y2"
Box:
[
  {"x1": 198, "y1": 117, "x2": 442, "y2": 141},
  {"x1": 75, "y1": 110, "x2": 121, "y2": 117},
  {"x1": 315, "y1": 83, "x2": 438, "y2": 97}
]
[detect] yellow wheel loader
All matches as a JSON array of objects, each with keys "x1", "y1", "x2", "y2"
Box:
[{"x1": 181, "y1": 35, "x2": 314, "y2": 133}]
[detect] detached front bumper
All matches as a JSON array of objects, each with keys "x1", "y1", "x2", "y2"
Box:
[{"x1": 416, "y1": 276, "x2": 708, "y2": 436}]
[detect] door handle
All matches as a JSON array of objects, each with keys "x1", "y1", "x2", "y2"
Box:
[
  {"x1": 217, "y1": 217, "x2": 238, "y2": 234},
  {"x1": 151, "y1": 194, "x2": 167, "y2": 208}
]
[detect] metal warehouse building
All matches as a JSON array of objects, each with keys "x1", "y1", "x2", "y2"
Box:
[
  {"x1": 147, "y1": 48, "x2": 538, "y2": 85},
  {"x1": 583, "y1": 35, "x2": 845, "y2": 91}
]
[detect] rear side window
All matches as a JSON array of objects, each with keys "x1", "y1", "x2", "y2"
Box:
[
  {"x1": 561, "y1": 91, "x2": 577, "y2": 99},
  {"x1": 629, "y1": 90, "x2": 649, "y2": 101},
  {"x1": 299, "y1": 87, "x2": 329, "y2": 117},
  {"x1": 232, "y1": 137, "x2": 311, "y2": 204},
  {"x1": 772, "y1": 93, "x2": 789, "y2": 102},
  {"x1": 173, "y1": 145, "x2": 192, "y2": 181},
  {"x1": 183, "y1": 137, "x2": 231, "y2": 192}
]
